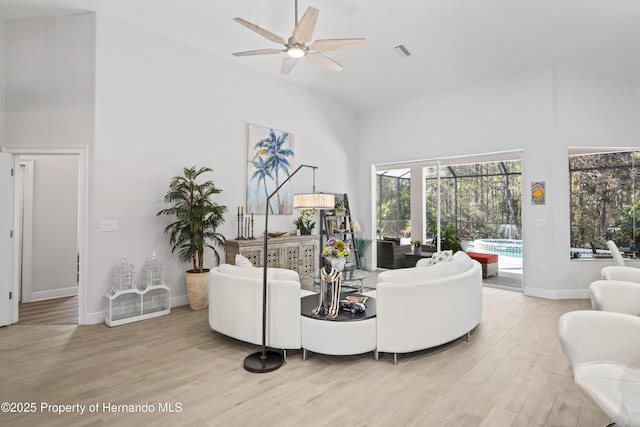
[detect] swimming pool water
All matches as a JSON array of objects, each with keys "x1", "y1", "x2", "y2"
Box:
[{"x1": 467, "y1": 239, "x2": 523, "y2": 258}]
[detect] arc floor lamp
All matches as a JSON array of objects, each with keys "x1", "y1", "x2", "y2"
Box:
[{"x1": 244, "y1": 164, "x2": 334, "y2": 373}]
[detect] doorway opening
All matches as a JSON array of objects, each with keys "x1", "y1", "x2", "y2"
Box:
[
  {"x1": 5, "y1": 147, "x2": 87, "y2": 325},
  {"x1": 374, "y1": 151, "x2": 523, "y2": 291}
]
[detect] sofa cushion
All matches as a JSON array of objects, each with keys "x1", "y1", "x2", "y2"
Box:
[
  {"x1": 217, "y1": 263, "x2": 299, "y2": 281},
  {"x1": 235, "y1": 254, "x2": 255, "y2": 268},
  {"x1": 429, "y1": 260, "x2": 463, "y2": 277},
  {"x1": 378, "y1": 260, "x2": 462, "y2": 282}
]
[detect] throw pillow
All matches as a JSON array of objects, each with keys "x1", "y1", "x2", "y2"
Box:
[
  {"x1": 428, "y1": 250, "x2": 453, "y2": 265},
  {"x1": 235, "y1": 254, "x2": 254, "y2": 268},
  {"x1": 451, "y1": 251, "x2": 474, "y2": 271}
]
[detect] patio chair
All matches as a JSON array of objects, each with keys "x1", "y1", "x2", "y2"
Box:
[{"x1": 606, "y1": 240, "x2": 626, "y2": 266}]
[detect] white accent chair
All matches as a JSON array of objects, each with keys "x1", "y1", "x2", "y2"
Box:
[
  {"x1": 601, "y1": 266, "x2": 640, "y2": 282},
  {"x1": 596, "y1": 266, "x2": 640, "y2": 316},
  {"x1": 208, "y1": 264, "x2": 313, "y2": 352},
  {"x1": 366, "y1": 251, "x2": 483, "y2": 364},
  {"x1": 559, "y1": 310, "x2": 640, "y2": 427},
  {"x1": 590, "y1": 280, "x2": 640, "y2": 316},
  {"x1": 607, "y1": 240, "x2": 626, "y2": 266}
]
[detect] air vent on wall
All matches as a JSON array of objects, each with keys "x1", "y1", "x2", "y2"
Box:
[{"x1": 394, "y1": 45, "x2": 411, "y2": 57}]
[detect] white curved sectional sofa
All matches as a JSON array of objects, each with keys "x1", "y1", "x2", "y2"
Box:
[
  {"x1": 209, "y1": 252, "x2": 482, "y2": 365},
  {"x1": 366, "y1": 251, "x2": 483, "y2": 364},
  {"x1": 208, "y1": 264, "x2": 313, "y2": 351}
]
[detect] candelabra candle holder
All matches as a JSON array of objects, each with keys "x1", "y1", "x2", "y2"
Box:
[
  {"x1": 237, "y1": 213, "x2": 246, "y2": 239},
  {"x1": 250, "y1": 218, "x2": 255, "y2": 239}
]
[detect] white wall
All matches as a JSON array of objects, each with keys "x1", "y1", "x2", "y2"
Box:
[
  {"x1": 21, "y1": 154, "x2": 79, "y2": 300},
  {"x1": 0, "y1": 21, "x2": 4, "y2": 146},
  {"x1": 636, "y1": 83, "x2": 640, "y2": 141},
  {"x1": 91, "y1": 15, "x2": 357, "y2": 322},
  {"x1": 552, "y1": 67, "x2": 640, "y2": 297},
  {"x1": 357, "y1": 67, "x2": 640, "y2": 299},
  {"x1": 4, "y1": 14, "x2": 95, "y2": 146}
]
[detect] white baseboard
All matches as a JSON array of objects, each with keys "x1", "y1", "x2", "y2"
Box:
[
  {"x1": 83, "y1": 311, "x2": 105, "y2": 325},
  {"x1": 172, "y1": 294, "x2": 189, "y2": 307},
  {"x1": 523, "y1": 286, "x2": 557, "y2": 300},
  {"x1": 523, "y1": 286, "x2": 591, "y2": 300},
  {"x1": 31, "y1": 287, "x2": 78, "y2": 302},
  {"x1": 557, "y1": 289, "x2": 591, "y2": 300}
]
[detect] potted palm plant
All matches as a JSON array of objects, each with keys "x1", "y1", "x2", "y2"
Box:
[{"x1": 157, "y1": 166, "x2": 227, "y2": 310}]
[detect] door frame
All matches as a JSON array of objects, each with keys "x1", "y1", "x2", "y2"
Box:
[
  {"x1": 2, "y1": 146, "x2": 88, "y2": 325},
  {"x1": 372, "y1": 150, "x2": 524, "y2": 291},
  {"x1": 18, "y1": 160, "x2": 34, "y2": 302}
]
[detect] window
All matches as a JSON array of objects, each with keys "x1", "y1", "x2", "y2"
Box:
[
  {"x1": 376, "y1": 169, "x2": 410, "y2": 240},
  {"x1": 569, "y1": 150, "x2": 640, "y2": 249}
]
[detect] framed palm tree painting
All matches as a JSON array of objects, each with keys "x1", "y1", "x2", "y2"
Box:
[{"x1": 247, "y1": 124, "x2": 294, "y2": 215}]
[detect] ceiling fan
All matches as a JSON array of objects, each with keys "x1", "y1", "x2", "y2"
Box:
[{"x1": 232, "y1": 0, "x2": 365, "y2": 74}]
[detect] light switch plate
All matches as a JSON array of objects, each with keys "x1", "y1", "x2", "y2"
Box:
[{"x1": 101, "y1": 220, "x2": 118, "y2": 232}]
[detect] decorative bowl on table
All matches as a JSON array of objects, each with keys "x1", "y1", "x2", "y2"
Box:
[{"x1": 268, "y1": 231, "x2": 287, "y2": 238}]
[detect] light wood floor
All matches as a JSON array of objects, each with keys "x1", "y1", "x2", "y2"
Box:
[
  {"x1": 18, "y1": 296, "x2": 78, "y2": 325},
  {"x1": 0, "y1": 287, "x2": 610, "y2": 427}
]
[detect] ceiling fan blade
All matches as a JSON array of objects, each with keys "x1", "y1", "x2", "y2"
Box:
[
  {"x1": 281, "y1": 57, "x2": 299, "y2": 74},
  {"x1": 232, "y1": 49, "x2": 283, "y2": 57},
  {"x1": 233, "y1": 17, "x2": 286, "y2": 45},
  {"x1": 292, "y1": 7, "x2": 319, "y2": 43},
  {"x1": 305, "y1": 52, "x2": 343, "y2": 72},
  {"x1": 309, "y1": 38, "x2": 366, "y2": 53}
]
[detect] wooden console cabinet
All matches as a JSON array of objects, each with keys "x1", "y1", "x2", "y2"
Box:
[{"x1": 225, "y1": 234, "x2": 320, "y2": 276}]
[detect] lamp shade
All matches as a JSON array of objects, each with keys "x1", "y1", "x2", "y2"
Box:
[{"x1": 293, "y1": 193, "x2": 335, "y2": 209}]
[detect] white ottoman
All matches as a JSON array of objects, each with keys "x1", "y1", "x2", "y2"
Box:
[{"x1": 300, "y1": 293, "x2": 377, "y2": 358}]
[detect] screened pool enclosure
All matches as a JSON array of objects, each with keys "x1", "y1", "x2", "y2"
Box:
[{"x1": 377, "y1": 160, "x2": 522, "y2": 243}]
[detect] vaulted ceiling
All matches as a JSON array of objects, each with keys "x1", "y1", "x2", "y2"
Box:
[{"x1": 1, "y1": 0, "x2": 640, "y2": 112}]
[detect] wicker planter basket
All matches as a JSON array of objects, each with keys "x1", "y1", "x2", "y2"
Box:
[{"x1": 186, "y1": 270, "x2": 209, "y2": 311}]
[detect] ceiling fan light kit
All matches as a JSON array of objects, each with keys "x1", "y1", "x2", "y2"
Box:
[
  {"x1": 232, "y1": 0, "x2": 365, "y2": 74},
  {"x1": 287, "y1": 45, "x2": 305, "y2": 58}
]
